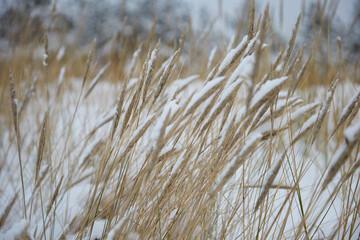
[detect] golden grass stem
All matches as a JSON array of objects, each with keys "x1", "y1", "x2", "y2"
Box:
[{"x1": 9, "y1": 69, "x2": 27, "y2": 219}]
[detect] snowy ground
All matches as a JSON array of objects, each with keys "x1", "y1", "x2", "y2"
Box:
[{"x1": 1, "y1": 69, "x2": 359, "y2": 238}]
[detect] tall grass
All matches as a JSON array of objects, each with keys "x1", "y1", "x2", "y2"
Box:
[{"x1": 0, "y1": 2, "x2": 360, "y2": 240}]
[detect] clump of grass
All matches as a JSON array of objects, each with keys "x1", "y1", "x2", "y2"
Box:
[{"x1": 0, "y1": 2, "x2": 360, "y2": 240}]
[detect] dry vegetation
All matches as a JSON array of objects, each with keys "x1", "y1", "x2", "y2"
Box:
[{"x1": 0, "y1": 1, "x2": 360, "y2": 240}]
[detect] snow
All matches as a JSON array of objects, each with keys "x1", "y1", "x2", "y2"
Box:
[
  {"x1": 57, "y1": 66, "x2": 66, "y2": 88},
  {"x1": 56, "y1": 46, "x2": 66, "y2": 61},
  {"x1": 174, "y1": 75, "x2": 199, "y2": 92},
  {"x1": 0, "y1": 1, "x2": 358, "y2": 239},
  {"x1": 227, "y1": 54, "x2": 255, "y2": 84},
  {"x1": 90, "y1": 220, "x2": 107, "y2": 240},
  {"x1": 259, "y1": 151, "x2": 286, "y2": 198},
  {"x1": 207, "y1": 46, "x2": 217, "y2": 70},
  {"x1": 151, "y1": 102, "x2": 175, "y2": 148},
  {"x1": 42, "y1": 53, "x2": 48, "y2": 66},
  {"x1": 88, "y1": 63, "x2": 110, "y2": 90},
  {"x1": 1, "y1": 74, "x2": 359, "y2": 239},
  {"x1": 289, "y1": 102, "x2": 320, "y2": 122},
  {"x1": 244, "y1": 33, "x2": 259, "y2": 55},
  {"x1": 344, "y1": 122, "x2": 360, "y2": 143},
  {"x1": 127, "y1": 113, "x2": 156, "y2": 146},
  {"x1": 216, "y1": 35, "x2": 248, "y2": 76},
  {"x1": 213, "y1": 132, "x2": 262, "y2": 194},
  {"x1": 126, "y1": 78, "x2": 139, "y2": 92},
  {"x1": 312, "y1": 79, "x2": 338, "y2": 139},
  {"x1": 219, "y1": 110, "x2": 236, "y2": 145},
  {"x1": 184, "y1": 76, "x2": 226, "y2": 116},
  {"x1": 222, "y1": 78, "x2": 243, "y2": 101},
  {"x1": 337, "y1": 88, "x2": 360, "y2": 127},
  {"x1": 86, "y1": 63, "x2": 110, "y2": 97},
  {"x1": 323, "y1": 142, "x2": 349, "y2": 189},
  {"x1": 292, "y1": 114, "x2": 317, "y2": 143},
  {"x1": 275, "y1": 62, "x2": 283, "y2": 72},
  {"x1": 231, "y1": 133, "x2": 262, "y2": 167},
  {"x1": 227, "y1": 35, "x2": 236, "y2": 52},
  {"x1": 202, "y1": 77, "x2": 243, "y2": 130},
  {"x1": 0, "y1": 219, "x2": 28, "y2": 240},
  {"x1": 154, "y1": 54, "x2": 171, "y2": 80},
  {"x1": 128, "y1": 46, "x2": 142, "y2": 76},
  {"x1": 250, "y1": 76, "x2": 288, "y2": 110},
  {"x1": 200, "y1": 91, "x2": 218, "y2": 115},
  {"x1": 171, "y1": 151, "x2": 187, "y2": 178}
]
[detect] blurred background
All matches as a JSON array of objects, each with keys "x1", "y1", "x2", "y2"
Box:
[{"x1": 0, "y1": 0, "x2": 359, "y2": 79}]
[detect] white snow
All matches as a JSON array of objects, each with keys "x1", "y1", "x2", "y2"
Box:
[
  {"x1": 250, "y1": 76, "x2": 288, "y2": 110},
  {"x1": 151, "y1": 102, "x2": 175, "y2": 148},
  {"x1": 216, "y1": 35, "x2": 248, "y2": 76},
  {"x1": 56, "y1": 46, "x2": 66, "y2": 61},
  {"x1": 88, "y1": 63, "x2": 110, "y2": 90},
  {"x1": 202, "y1": 77, "x2": 243, "y2": 130},
  {"x1": 127, "y1": 113, "x2": 156, "y2": 145},
  {"x1": 129, "y1": 46, "x2": 141, "y2": 75},
  {"x1": 313, "y1": 79, "x2": 338, "y2": 135},
  {"x1": 230, "y1": 134, "x2": 261, "y2": 171},
  {"x1": 338, "y1": 88, "x2": 360, "y2": 126},
  {"x1": 258, "y1": 151, "x2": 286, "y2": 199},
  {"x1": 289, "y1": 102, "x2": 320, "y2": 122},
  {"x1": 207, "y1": 46, "x2": 217, "y2": 70},
  {"x1": 214, "y1": 133, "x2": 262, "y2": 193},
  {"x1": 227, "y1": 35, "x2": 236, "y2": 53},
  {"x1": 227, "y1": 54, "x2": 255, "y2": 84},
  {"x1": 292, "y1": 114, "x2": 317, "y2": 142},
  {"x1": 173, "y1": 75, "x2": 199, "y2": 92},
  {"x1": 90, "y1": 220, "x2": 107, "y2": 240},
  {"x1": 42, "y1": 53, "x2": 48, "y2": 66},
  {"x1": 0, "y1": 219, "x2": 28, "y2": 240},
  {"x1": 57, "y1": 66, "x2": 66, "y2": 89},
  {"x1": 344, "y1": 122, "x2": 360, "y2": 143},
  {"x1": 126, "y1": 78, "x2": 139, "y2": 91},
  {"x1": 184, "y1": 76, "x2": 226, "y2": 115}
]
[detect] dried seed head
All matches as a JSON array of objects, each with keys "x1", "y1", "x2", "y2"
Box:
[
  {"x1": 153, "y1": 49, "x2": 181, "y2": 104},
  {"x1": 46, "y1": 175, "x2": 64, "y2": 216},
  {"x1": 82, "y1": 39, "x2": 96, "y2": 88},
  {"x1": 255, "y1": 151, "x2": 287, "y2": 211},
  {"x1": 322, "y1": 122, "x2": 360, "y2": 191},
  {"x1": 211, "y1": 133, "x2": 262, "y2": 198},
  {"x1": 35, "y1": 111, "x2": 49, "y2": 183},
  {"x1": 311, "y1": 78, "x2": 338, "y2": 143},
  {"x1": 0, "y1": 193, "x2": 18, "y2": 228},
  {"x1": 143, "y1": 40, "x2": 161, "y2": 103}
]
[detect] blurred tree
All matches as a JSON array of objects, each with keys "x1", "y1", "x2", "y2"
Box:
[
  {"x1": 347, "y1": 0, "x2": 360, "y2": 58},
  {"x1": 0, "y1": 0, "x2": 190, "y2": 47},
  {"x1": 303, "y1": 0, "x2": 360, "y2": 61}
]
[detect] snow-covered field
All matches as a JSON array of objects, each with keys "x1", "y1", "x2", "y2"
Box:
[{"x1": 1, "y1": 2, "x2": 360, "y2": 239}]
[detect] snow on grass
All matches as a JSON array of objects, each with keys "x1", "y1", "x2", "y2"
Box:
[
  {"x1": 344, "y1": 121, "x2": 360, "y2": 143},
  {"x1": 184, "y1": 76, "x2": 226, "y2": 116},
  {"x1": 338, "y1": 87, "x2": 360, "y2": 129},
  {"x1": 207, "y1": 46, "x2": 217, "y2": 70},
  {"x1": 227, "y1": 54, "x2": 255, "y2": 84},
  {"x1": 289, "y1": 102, "x2": 320, "y2": 122},
  {"x1": 57, "y1": 66, "x2": 66, "y2": 92},
  {"x1": 0, "y1": 219, "x2": 29, "y2": 240},
  {"x1": 249, "y1": 76, "x2": 288, "y2": 110},
  {"x1": 85, "y1": 63, "x2": 110, "y2": 98},
  {"x1": 292, "y1": 114, "x2": 317, "y2": 143},
  {"x1": 1, "y1": 74, "x2": 360, "y2": 239},
  {"x1": 216, "y1": 35, "x2": 248, "y2": 76}
]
